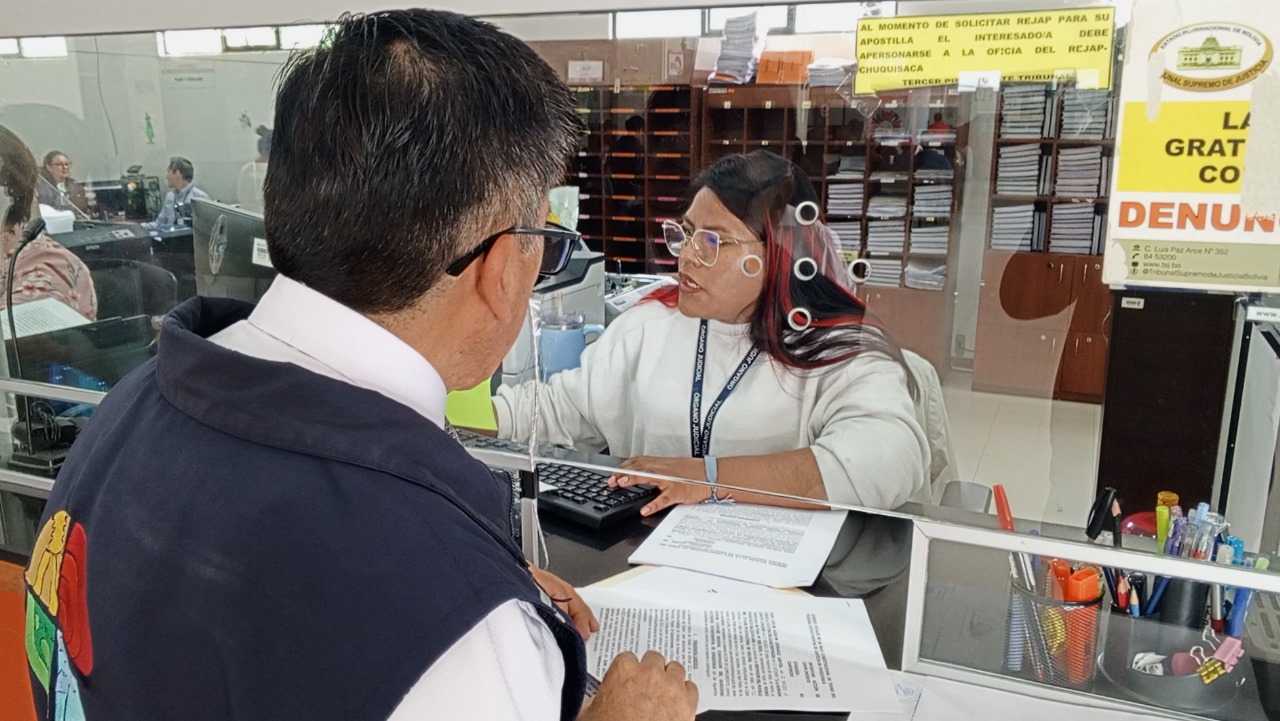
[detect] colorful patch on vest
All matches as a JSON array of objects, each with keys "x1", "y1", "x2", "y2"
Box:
[
  {"x1": 26, "y1": 510, "x2": 71, "y2": 615},
  {"x1": 54, "y1": 630, "x2": 87, "y2": 721},
  {"x1": 57, "y1": 522, "x2": 93, "y2": 676},
  {"x1": 25, "y1": 590, "x2": 55, "y2": 693}
]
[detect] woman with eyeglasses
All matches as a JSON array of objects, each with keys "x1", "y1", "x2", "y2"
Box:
[
  {"x1": 493, "y1": 150, "x2": 929, "y2": 515},
  {"x1": 36, "y1": 150, "x2": 92, "y2": 218}
]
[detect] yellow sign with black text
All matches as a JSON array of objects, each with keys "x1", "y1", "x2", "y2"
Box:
[
  {"x1": 854, "y1": 9, "x2": 1115, "y2": 94},
  {"x1": 1116, "y1": 100, "x2": 1251, "y2": 194}
]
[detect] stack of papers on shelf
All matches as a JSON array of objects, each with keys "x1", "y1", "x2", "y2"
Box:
[
  {"x1": 872, "y1": 129, "x2": 913, "y2": 145},
  {"x1": 991, "y1": 204, "x2": 1040, "y2": 251},
  {"x1": 913, "y1": 184, "x2": 952, "y2": 215},
  {"x1": 826, "y1": 182, "x2": 864, "y2": 216},
  {"x1": 1055, "y1": 146, "x2": 1106, "y2": 198},
  {"x1": 808, "y1": 57, "x2": 855, "y2": 87},
  {"x1": 915, "y1": 168, "x2": 954, "y2": 181},
  {"x1": 866, "y1": 220, "x2": 906, "y2": 255},
  {"x1": 999, "y1": 84, "x2": 1052, "y2": 138},
  {"x1": 1060, "y1": 88, "x2": 1115, "y2": 140},
  {"x1": 867, "y1": 194, "x2": 908, "y2": 218},
  {"x1": 919, "y1": 130, "x2": 957, "y2": 145},
  {"x1": 710, "y1": 12, "x2": 762, "y2": 84},
  {"x1": 838, "y1": 154, "x2": 867, "y2": 175},
  {"x1": 909, "y1": 225, "x2": 949, "y2": 255},
  {"x1": 905, "y1": 256, "x2": 947, "y2": 291},
  {"x1": 865, "y1": 257, "x2": 903, "y2": 287},
  {"x1": 828, "y1": 220, "x2": 862, "y2": 252},
  {"x1": 1050, "y1": 202, "x2": 1104, "y2": 254},
  {"x1": 996, "y1": 144, "x2": 1047, "y2": 195},
  {"x1": 870, "y1": 170, "x2": 909, "y2": 182}
]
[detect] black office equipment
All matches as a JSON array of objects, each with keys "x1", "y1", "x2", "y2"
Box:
[
  {"x1": 454, "y1": 429, "x2": 658, "y2": 529},
  {"x1": 82, "y1": 179, "x2": 129, "y2": 220},
  {"x1": 192, "y1": 198, "x2": 276, "y2": 302},
  {"x1": 121, "y1": 173, "x2": 162, "y2": 220}
]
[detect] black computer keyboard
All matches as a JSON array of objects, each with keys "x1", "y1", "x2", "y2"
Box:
[
  {"x1": 536, "y1": 463, "x2": 657, "y2": 530},
  {"x1": 452, "y1": 429, "x2": 656, "y2": 529}
]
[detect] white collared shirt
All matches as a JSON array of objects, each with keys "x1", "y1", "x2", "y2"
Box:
[{"x1": 211, "y1": 275, "x2": 564, "y2": 721}]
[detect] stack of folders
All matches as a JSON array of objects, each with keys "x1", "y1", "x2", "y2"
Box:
[
  {"x1": 1049, "y1": 203, "x2": 1104, "y2": 255},
  {"x1": 991, "y1": 204, "x2": 1039, "y2": 252},
  {"x1": 710, "y1": 12, "x2": 761, "y2": 84},
  {"x1": 996, "y1": 145, "x2": 1048, "y2": 196},
  {"x1": 826, "y1": 183, "x2": 864, "y2": 216},
  {"x1": 1055, "y1": 146, "x2": 1105, "y2": 197},
  {"x1": 838, "y1": 155, "x2": 867, "y2": 175},
  {"x1": 808, "y1": 58, "x2": 855, "y2": 87},
  {"x1": 866, "y1": 221, "x2": 906, "y2": 255},
  {"x1": 828, "y1": 223, "x2": 861, "y2": 254},
  {"x1": 867, "y1": 194, "x2": 908, "y2": 218},
  {"x1": 909, "y1": 225, "x2": 949, "y2": 255},
  {"x1": 904, "y1": 256, "x2": 947, "y2": 291},
  {"x1": 1060, "y1": 89, "x2": 1115, "y2": 140},
  {"x1": 1000, "y1": 84, "x2": 1052, "y2": 138},
  {"x1": 913, "y1": 185, "x2": 953, "y2": 216},
  {"x1": 864, "y1": 258, "x2": 903, "y2": 287}
]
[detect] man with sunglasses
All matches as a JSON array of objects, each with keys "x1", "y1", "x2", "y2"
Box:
[{"x1": 25, "y1": 10, "x2": 696, "y2": 721}]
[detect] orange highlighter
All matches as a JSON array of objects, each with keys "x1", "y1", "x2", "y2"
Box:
[{"x1": 1065, "y1": 567, "x2": 1102, "y2": 685}]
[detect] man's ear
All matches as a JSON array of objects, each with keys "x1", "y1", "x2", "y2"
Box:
[{"x1": 472, "y1": 233, "x2": 522, "y2": 325}]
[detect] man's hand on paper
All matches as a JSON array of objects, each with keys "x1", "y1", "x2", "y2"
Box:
[
  {"x1": 609, "y1": 456, "x2": 718, "y2": 517},
  {"x1": 579, "y1": 650, "x2": 699, "y2": 721},
  {"x1": 530, "y1": 566, "x2": 599, "y2": 640}
]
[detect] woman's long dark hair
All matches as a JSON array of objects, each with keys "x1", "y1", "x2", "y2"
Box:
[{"x1": 651, "y1": 150, "x2": 917, "y2": 396}]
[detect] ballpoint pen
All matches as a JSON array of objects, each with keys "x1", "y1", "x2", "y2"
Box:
[
  {"x1": 1226, "y1": 557, "x2": 1271, "y2": 639},
  {"x1": 1165, "y1": 517, "x2": 1186, "y2": 556},
  {"x1": 1211, "y1": 544, "x2": 1236, "y2": 634},
  {"x1": 1146, "y1": 575, "x2": 1170, "y2": 616}
]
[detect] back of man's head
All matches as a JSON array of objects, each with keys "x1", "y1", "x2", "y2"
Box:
[
  {"x1": 169, "y1": 156, "x2": 195, "y2": 182},
  {"x1": 264, "y1": 10, "x2": 580, "y2": 314}
]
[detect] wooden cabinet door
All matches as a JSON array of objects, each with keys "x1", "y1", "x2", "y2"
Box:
[
  {"x1": 1070, "y1": 257, "x2": 1112, "y2": 335},
  {"x1": 979, "y1": 251, "x2": 1074, "y2": 331},
  {"x1": 1058, "y1": 331, "x2": 1108, "y2": 401},
  {"x1": 973, "y1": 323, "x2": 1066, "y2": 397}
]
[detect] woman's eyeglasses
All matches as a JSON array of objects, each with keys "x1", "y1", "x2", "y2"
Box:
[
  {"x1": 662, "y1": 219, "x2": 760, "y2": 267},
  {"x1": 446, "y1": 223, "x2": 581, "y2": 278}
]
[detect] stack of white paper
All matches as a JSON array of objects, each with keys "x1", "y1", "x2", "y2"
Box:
[
  {"x1": 909, "y1": 225, "x2": 949, "y2": 255},
  {"x1": 710, "y1": 12, "x2": 762, "y2": 84},
  {"x1": 826, "y1": 182, "x2": 864, "y2": 216},
  {"x1": 1060, "y1": 88, "x2": 1114, "y2": 140},
  {"x1": 0, "y1": 298, "x2": 90, "y2": 339},
  {"x1": 808, "y1": 57, "x2": 854, "y2": 87},
  {"x1": 836, "y1": 155, "x2": 867, "y2": 175},
  {"x1": 1055, "y1": 145, "x2": 1105, "y2": 198},
  {"x1": 1000, "y1": 84, "x2": 1051, "y2": 138},
  {"x1": 996, "y1": 144, "x2": 1045, "y2": 195},
  {"x1": 865, "y1": 257, "x2": 903, "y2": 287},
  {"x1": 991, "y1": 204, "x2": 1038, "y2": 251},
  {"x1": 866, "y1": 220, "x2": 906, "y2": 255},
  {"x1": 905, "y1": 256, "x2": 947, "y2": 291},
  {"x1": 1049, "y1": 202, "x2": 1102, "y2": 254},
  {"x1": 827, "y1": 220, "x2": 862, "y2": 250},
  {"x1": 580, "y1": 589, "x2": 899, "y2": 714},
  {"x1": 872, "y1": 129, "x2": 912, "y2": 146},
  {"x1": 913, "y1": 184, "x2": 952, "y2": 215},
  {"x1": 867, "y1": 193, "x2": 908, "y2": 218}
]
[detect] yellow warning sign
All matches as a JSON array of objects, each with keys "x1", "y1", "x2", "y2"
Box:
[{"x1": 854, "y1": 9, "x2": 1115, "y2": 94}]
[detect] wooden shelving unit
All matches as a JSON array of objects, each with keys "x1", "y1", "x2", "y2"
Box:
[{"x1": 569, "y1": 85, "x2": 702, "y2": 274}]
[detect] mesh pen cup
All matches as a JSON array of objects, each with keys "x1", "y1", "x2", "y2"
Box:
[{"x1": 1005, "y1": 576, "x2": 1104, "y2": 690}]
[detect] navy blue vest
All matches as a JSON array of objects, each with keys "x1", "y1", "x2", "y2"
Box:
[{"x1": 25, "y1": 297, "x2": 586, "y2": 721}]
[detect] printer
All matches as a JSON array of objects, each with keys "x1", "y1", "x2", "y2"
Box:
[{"x1": 500, "y1": 244, "x2": 605, "y2": 386}]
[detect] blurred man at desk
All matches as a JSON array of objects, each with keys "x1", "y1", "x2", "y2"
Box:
[
  {"x1": 23, "y1": 10, "x2": 695, "y2": 721},
  {"x1": 155, "y1": 155, "x2": 208, "y2": 226}
]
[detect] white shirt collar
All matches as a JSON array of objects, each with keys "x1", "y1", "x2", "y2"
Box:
[{"x1": 247, "y1": 275, "x2": 449, "y2": 428}]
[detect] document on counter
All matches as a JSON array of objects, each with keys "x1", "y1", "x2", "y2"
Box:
[
  {"x1": 0, "y1": 298, "x2": 89, "y2": 339},
  {"x1": 580, "y1": 588, "x2": 898, "y2": 714},
  {"x1": 589, "y1": 565, "x2": 807, "y2": 596},
  {"x1": 627, "y1": 503, "x2": 849, "y2": 588}
]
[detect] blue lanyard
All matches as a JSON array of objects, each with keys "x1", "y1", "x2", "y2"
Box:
[{"x1": 689, "y1": 320, "x2": 761, "y2": 458}]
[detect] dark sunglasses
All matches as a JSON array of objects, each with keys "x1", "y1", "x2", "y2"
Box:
[{"x1": 445, "y1": 223, "x2": 581, "y2": 278}]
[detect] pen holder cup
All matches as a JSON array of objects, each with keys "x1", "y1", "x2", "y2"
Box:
[
  {"x1": 1098, "y1": 613, "x2": 1247, "y2": 713},
  {"x1": 1005, "y1": 580, "x2": 1103, "y2": 690}
]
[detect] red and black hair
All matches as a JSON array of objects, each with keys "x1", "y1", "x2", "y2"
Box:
[{"x1": 649, "y1": 150, "x2": 917, "y2": 395}]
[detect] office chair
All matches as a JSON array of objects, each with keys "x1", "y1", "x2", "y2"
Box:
[{"x1": 81, "y1": 258, "x2": 179, "y2": 320}]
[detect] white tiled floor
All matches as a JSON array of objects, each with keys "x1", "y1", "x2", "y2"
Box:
[{"x1": 941, "y1": 370, "x2": 1102, "y2": 526}]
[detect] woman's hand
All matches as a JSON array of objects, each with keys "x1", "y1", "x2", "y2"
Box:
[
  {"x1": 609, "y1": 456, "x2": 722, "y2": 517},
  {"x1": 529, "y1": 567, "x2": 599, "y2": 640}
]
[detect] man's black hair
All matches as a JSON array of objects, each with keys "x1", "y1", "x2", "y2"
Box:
[
  {"x1": 168, "y1": 156, "x2": 195, "y2": 182},
  {"x1": 264, "y1": 10, "x2": 581, "y2": 314}
]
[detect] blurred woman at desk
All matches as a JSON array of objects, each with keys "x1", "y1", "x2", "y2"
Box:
[
  {"x1": 36, "y1": 150, "x2": 91, "y2": 218},
  {"x1": 495, "y1": 150, "x2": 928, "y2": 514},
  {"x1": 1, "y1": 128, "x2": 98, "y2": 320}
]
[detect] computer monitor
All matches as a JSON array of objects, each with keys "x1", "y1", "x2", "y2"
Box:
[
  {"x1": 83, "y1": 179, "x2": 128, "y2": 220},
  {"x1": 192, "y1": 198, "x2": 276, "y2": 302}
]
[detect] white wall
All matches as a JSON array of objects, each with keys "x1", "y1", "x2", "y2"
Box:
[{"x1": 0, "y1": 54, "x2": 85, "y2": 171}]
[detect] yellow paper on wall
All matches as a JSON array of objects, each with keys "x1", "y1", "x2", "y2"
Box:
[{"x1": 446, "y1": 380, "x2": 497, "y2": 431}]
